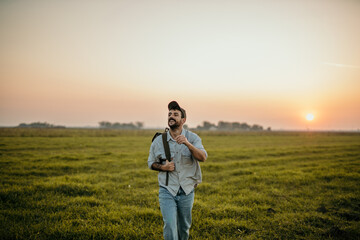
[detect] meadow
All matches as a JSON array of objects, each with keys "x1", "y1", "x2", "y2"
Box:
[{"x1": 0, "y1": 128, "x2": 359, "y2": 239}]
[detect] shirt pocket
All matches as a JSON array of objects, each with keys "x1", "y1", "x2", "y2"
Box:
[{"x1": 181, "y1": 147, "x2": 193, "y2": 164}]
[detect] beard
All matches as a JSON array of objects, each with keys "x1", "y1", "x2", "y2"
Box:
[{"x1": 168, "y1": 118, "x2": 180, "y2": 130}]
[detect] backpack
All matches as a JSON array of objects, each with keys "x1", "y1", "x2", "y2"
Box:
[{"x1": 151, "y1": 128, "x2": 171, "y2": 186}]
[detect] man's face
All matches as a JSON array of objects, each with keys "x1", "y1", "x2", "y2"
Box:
[{"x1": 168, "y1": 109, "x2": 185, "y2": 129}]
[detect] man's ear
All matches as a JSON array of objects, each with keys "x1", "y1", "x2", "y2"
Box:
[{"x1": 181, "y1": 118, "x2": 186, "y2": 124}]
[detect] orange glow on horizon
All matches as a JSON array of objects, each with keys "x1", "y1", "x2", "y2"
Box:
[{"x1": 0, "y1": 0, "x2": 359, "y2": 130}]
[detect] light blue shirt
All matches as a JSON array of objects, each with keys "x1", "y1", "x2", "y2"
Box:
[{"x1": 148, "y1": 129, "x2": 207, "y2": 196}]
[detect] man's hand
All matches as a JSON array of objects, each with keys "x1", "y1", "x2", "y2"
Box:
[
  {"x1": 175, "y1": 135, "x2": 189, "y2": 145},
  {"x1": 175, "y1": 135, "x2": 207, "y2": 162},
  {"x1": 162, "y1": 160, "x2": 175, "y2": 172}
]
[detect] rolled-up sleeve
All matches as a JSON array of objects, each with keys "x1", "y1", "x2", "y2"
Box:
[
  {"x1": 148, "y1": 143, "x2": 156, "y2": 169},
  {"x1": 191, "y1": 133, "x2": 208, "y2": 159}
]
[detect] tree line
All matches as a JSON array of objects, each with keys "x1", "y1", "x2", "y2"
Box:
[
  {"x1": 17, "y1": 122, "x2": 66, "y2": 128},
  {"x1": 98, "y1": 121, "x2": 144, "y2": 129},
  {"x1": 196, "y1": 121, "x2": 270, "y2": 131},
  {"x1": 15, "y1": 121, "x2": 270, "y2": 131}
]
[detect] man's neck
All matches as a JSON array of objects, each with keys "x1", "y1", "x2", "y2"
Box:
[{"x1": 169, "y1": 126, "x2": 183, "y2": 139}]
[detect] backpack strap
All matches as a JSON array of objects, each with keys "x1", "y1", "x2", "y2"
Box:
[
  {"x1": 162, "y1": 132, "x2": 171, "y2": 162},
  {"x1": 162, "y1": 131, "x2": 171, "y2": 186},
  {"x1": 152, "y1": 132, "x2": 161, "y2": 142}
]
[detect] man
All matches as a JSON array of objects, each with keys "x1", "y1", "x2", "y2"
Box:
[{"x1": 148, "y1": 101, "x2": 207, "y2": 240}]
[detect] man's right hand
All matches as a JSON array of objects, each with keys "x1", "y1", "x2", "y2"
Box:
[{"x1": 162, "y1": 160, "x2": 175, "y2": 172}]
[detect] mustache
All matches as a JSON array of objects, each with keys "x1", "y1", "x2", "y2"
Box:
[{"x1": 168, "y1": 118, "x2": 176, "y2": 122}]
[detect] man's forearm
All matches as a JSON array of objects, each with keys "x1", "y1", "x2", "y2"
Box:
[
  {"x1": 151, "y1": 162, "x2": 163, "y2": 171},
  {"x1": 186, "y1": 143, "x2": 207, "y2": 162},
  {"x1": 151, "y1": 160, "x2": 175, "y2": 171}
]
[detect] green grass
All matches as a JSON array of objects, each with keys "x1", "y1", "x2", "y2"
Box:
[{"x1": 1, "y1": 128, "x2": 359, "y2": 239}]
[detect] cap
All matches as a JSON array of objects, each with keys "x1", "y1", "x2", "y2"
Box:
[{"x1": 168, "y1": 101, "x2": 186, "y2": 118}]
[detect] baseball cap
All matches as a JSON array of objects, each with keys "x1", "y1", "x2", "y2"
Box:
[{"x1": 168, "y1": 101, "x2": 186, "y2": 118}]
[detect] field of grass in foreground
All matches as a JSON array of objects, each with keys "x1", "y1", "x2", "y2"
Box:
[{"x1": 0, "y1": 128, "x2": 359, "y2": 239}]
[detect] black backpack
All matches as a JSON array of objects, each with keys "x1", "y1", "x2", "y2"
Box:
[{"x1": 152, "y1": 128, "x2": 171, "y2": 186}]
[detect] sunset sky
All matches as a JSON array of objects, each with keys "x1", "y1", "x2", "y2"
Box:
[{"x1": 1, "y1": 0, "x2": 359, "y2": 130}]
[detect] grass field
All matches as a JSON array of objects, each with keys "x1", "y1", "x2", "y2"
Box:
[{"x1": 1, "y1": 128, "x2": 359, "y2": 239}]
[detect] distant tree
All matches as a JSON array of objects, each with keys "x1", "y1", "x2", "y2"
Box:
[
  {"x1": 240, "y1": 123, "x2": 251, "y2": 130},
  {"x1": 98, "y1": 121, "x2": 143, "y2": 129},
  {"x1": 99, "y1": 121, "x2": 112, "y2": 128},
  {"x1": 196, "y1": 121, "x2": 217, "y2": 130},
  {"x1": 112, "y1": 122, "x2": 121, "y2": 129},
  {"x1": 251, "y1": 124, "x2": 263, "y2": 131},
  {"x1": 218, "y1": 121, "x2": 232, "y2": 130},
  {"x1": 203, "y1": 121, "x2": 216, "y2": 130},
  {"x1": 232, "y1": 122, "x2": 241, "y2": 129},
  {"x1": 135, "y1": 122, "x2": 144, "y2": 129}
]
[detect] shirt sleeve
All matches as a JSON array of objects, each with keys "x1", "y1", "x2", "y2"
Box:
[
  {"x1": 191, "y1": 133, "x2": 208, "y2": 159},
  {"x1": 147, "y1": 142, "x2": 157, "y2": 169}
]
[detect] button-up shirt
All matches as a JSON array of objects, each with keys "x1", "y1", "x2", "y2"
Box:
[{"x1": 148, "y1": 128, "x2": 207, "y2": 196}]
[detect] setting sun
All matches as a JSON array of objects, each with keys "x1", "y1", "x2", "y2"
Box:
[{"x1": 306, "y1": 113, "x2": 315, "y2": 121}]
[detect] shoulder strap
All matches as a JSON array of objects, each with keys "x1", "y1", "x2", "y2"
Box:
[
  {"x1": 152, "y1": 132, "x2": 161, "y2": 142},
  {"x1": 162, "y1": 130, "x2": 171, "y2": 186},
  {"x1": 162, "y1": 132, "x2": 171, "y2": 162}
]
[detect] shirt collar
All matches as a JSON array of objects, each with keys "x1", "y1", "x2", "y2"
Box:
[{"x1": 167, "y1": 128, "x2": 186, "y2": 142}]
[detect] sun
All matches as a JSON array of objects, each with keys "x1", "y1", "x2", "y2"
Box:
[{"x1": 306, "y1": 113, "x2": 314, "y2": 121}]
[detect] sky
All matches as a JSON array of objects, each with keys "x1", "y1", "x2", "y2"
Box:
[{"x1": 1, "y1": 0, "x2": 359, "y2": 130}]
